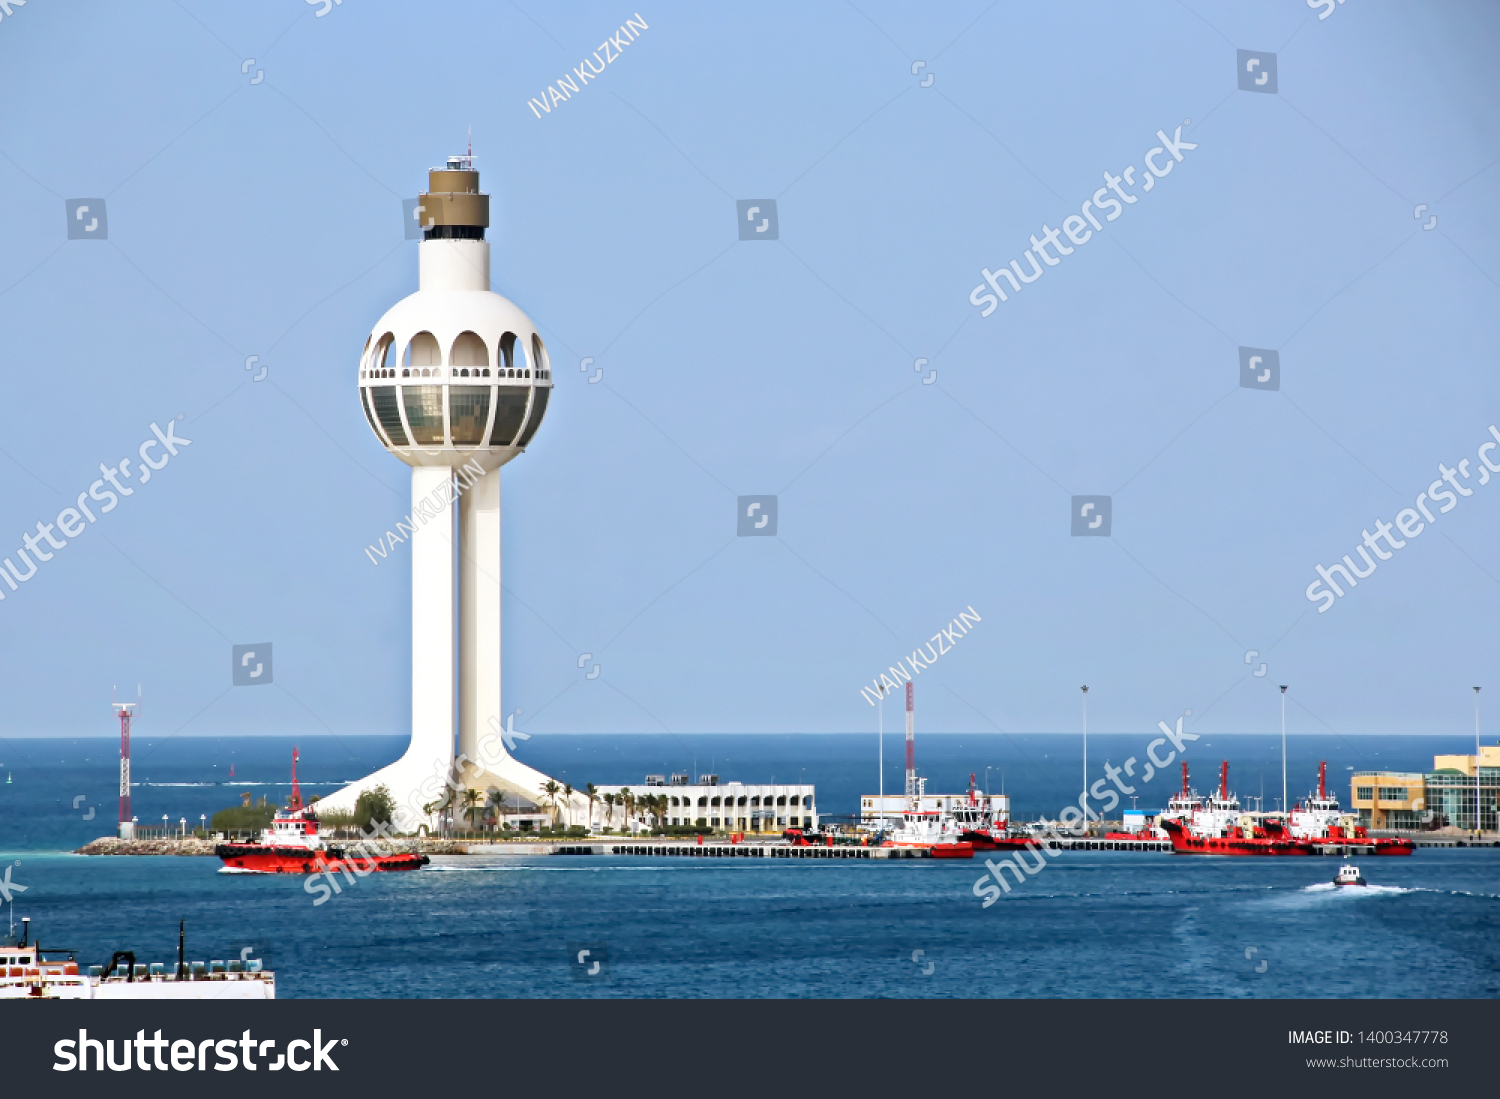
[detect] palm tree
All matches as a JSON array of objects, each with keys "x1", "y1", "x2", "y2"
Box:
[
  {"x1": 541, "y1": 780, "x2": 562, "y2": 829},
  {"x1": 562, "y1": 783, "x2": 574, "y2": 829},
  {"x1": 487, "y1": 788, "x2": 507, "y2": 832},
  {"x1": 461, "y1": 789, "x2": 482, "y2": 833},
  {"x1": 602, "y1": 793, "x2": 616, "y2": 831},
  {"x1": 620, "y1": 788, "x2": 634, "y2": 834},
  {"x1": 585, "y1": 783, "x2": 599, "y2": 832}
]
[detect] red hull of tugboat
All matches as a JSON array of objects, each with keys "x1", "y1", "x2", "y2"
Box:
[
  {"x1": 959, "y1": 830, "x2": 1037, "y2": 852},
  {"x1": 215, "y1": 845, "x2": 428, "y2": 874},
  {"x1": 930, "y1": 842, "x2": 974, "y2": 859},
  {"x1": 1307, "y1": 837, "x2": 1414, "y2": 857},
  {"x1": 1161, "y1": 819, "x2": 1313, "y2": 856}
]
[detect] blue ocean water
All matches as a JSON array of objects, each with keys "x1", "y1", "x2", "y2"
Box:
[
  {"x1": 6, "y1": 851, "x2": 1497, "y2": 999},
  {"x1": 1, "y1": 734, "x2": 1495, "y2": 998}
]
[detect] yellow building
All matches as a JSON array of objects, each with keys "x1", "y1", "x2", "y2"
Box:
[
  {"x1": 1350, "y1": 772, "x2": 1425, "y2": 830},
  {"x1": 1434, "y1": 744, "x2": 1500, "y2": 775},
  {"x1": 1351, "y1": 743, "x2": 1500, "y2": 832}
]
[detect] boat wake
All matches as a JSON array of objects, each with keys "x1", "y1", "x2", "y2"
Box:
[
  {"x1": 217, "y1": 867, "x2": 269, "y2": 875},
  {"x1": 1302, "y1": 882, "x2": 1414, "y2": 896}
]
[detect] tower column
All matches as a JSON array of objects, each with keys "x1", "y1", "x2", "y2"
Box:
[
  {"x1": 411, "y1": 465, "x2": 456, "y2": 778},
  {"x1": 459, "y1": 467, "x2": 500, "y2": 769}
]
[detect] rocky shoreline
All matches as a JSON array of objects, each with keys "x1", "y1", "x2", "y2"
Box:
[{"x1": 75, "y1": 837, "x2": 219, "y2": 856}]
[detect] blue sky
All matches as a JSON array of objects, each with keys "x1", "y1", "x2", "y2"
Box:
[{"x1": 0, "y1": 1, "x2": 1497, "y2": 744}]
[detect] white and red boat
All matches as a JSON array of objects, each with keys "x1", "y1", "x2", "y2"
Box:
[
  {"x1": 877, "y1": 781, "x2": 974, "y2": 859},
  {"x1": 0, "y1": 919, "x2": 275, "y2": 999},
  {"x1": 1288, "y1": 763, "x2": 1414, "y2": 856},
  {"x1": 954, "y1": 773, "x2": 1039, "y2": 853},
  {"x1": 215, "y1": 749, "x2": 428, "y2": 875},
  {"x1": 881, "y1": 809, "x2": 973, "y2": 858},
  {"x1": 1161, "y1": 762, "x2": 1314, "y2": 856}
]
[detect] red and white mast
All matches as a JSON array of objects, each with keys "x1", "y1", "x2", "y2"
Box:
[
  {"x1": 290, "y1": 746, "x2": 302, "y2": 812},
  {"x1": 113, "y1": 688, "x2": 140, "y2": 840},
  {"x1": 904, "y1": 682, "x2": 917, "y2": 809}
]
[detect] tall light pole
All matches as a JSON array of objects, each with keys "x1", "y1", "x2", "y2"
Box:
[
  {"x1": 1081, "y1": 686, "x2": 1089, "y2": 830},
  {"x1": 877, "y1": 683, "x2": 886, "y2": 827},
  {"x1": 1279, "y1": 685, "x2": 1288, "y2": 818},
  {"x1": 1474, "y1": 687, "x2": 1482, "y2": 836}
]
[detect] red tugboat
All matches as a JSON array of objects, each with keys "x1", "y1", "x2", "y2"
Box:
[
  {"x1": 956, "y1": 773, "x2": 1040, "y2": 852},
  {"x1": 1161, "y1": 762, "x2": 1315, "y2": 856},
  {"x1": 215, "y1": 749, "x2": 428, "y2": 875},
  {"x1": 1289, "y1": 763, "x2": 1414, "y2": 857}
]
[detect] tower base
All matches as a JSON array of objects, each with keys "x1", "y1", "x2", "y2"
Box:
[{"x1": 314, "y1": 739, "x2": 585, "y2": 835}]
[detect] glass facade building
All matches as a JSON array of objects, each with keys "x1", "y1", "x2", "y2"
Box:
[{"x1": 1351, "y1": 757, "x2": 1499, "y2": 831}]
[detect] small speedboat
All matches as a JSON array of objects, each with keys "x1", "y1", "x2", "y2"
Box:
[{"x1": 1333, "y1": 863, "x2": 1366, "y2": 887}]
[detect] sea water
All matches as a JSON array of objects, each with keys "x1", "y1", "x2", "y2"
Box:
[{"x1": 0, "y1": 733, "x2": 1495, "y2": 998}]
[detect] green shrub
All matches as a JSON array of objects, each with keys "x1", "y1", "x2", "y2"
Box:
[
  {"x1": 354, "y1": 785, "x2": 396, "y2": 829},
  {"x1": 210, "y1": 804, "x2": 278, "y2": 834}
]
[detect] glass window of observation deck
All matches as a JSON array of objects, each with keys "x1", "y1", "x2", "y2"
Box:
[
  {"x1": 360, "y1": 388, "x2": 385, "y2": 443},
  {"x1": 449, "y1": 387, "x2": 491, "y2": 446},
  {"x1": 402, "y1": 385, "x2": 445, "y2": 445},
  {"x1": 370, "y1": 387, "x2": 408, "y2": 446},
  {"x1": 516, "y1": 387, "x2": 549, "y2": 447},
  {"x1": 489, "y1": 389, "x2": 528, "y2": 446}
]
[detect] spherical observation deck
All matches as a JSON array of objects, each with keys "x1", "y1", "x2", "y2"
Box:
[{"x1": 358, "y1": 290, "x2": 552, "y2": 471}]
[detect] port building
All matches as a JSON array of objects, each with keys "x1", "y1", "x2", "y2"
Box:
[
  {"x1": 1351, "y1": 743, "x2": 1499, "y2": 831},
  {"x1": 592, "y1": 778, "x2": 817, "y2": 833}
]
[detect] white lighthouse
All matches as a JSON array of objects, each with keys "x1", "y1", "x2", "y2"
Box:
[{"x1": 319, "y1": 153, "x2": 577, "y2": 832}]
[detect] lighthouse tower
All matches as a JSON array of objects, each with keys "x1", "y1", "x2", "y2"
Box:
[{"x1": 318, "y1": 154, "x2": 575, "y2": 831}]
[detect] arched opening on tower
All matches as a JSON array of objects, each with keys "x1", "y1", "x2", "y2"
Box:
[
  {"x1": 404, "y1": 331, "x2": 441, "y2": 378},
  {"x1": 531, "y1": 332, "x2": 550, "y2": 380},
  {"x1": 370, "y1": 333, "x2": 395, "y2": 377},
  {"x1": 450, "y1": 331, "x2": 488, "y2": 378}
]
